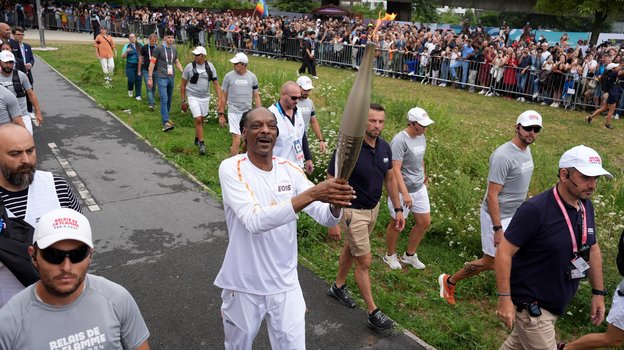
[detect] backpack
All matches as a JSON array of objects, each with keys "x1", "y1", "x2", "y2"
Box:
[
  {"x1": 617, "y1": 229, "x2": 624, "y2": 276},
  {"x1": 601, "y1": 70, "x2": 617, "y2": 91},
  {"x1": 189, "y1": 61, "x2": 214, "y2": 84},
  {"x1": 0, "y1": 196, "x2": 39, "y2": 287},
  {"x1": 12, "y1": 69, "x2": 26, "y2": 98}
]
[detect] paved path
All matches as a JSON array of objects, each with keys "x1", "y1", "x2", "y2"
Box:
[{"x1": 28, "y1": 29, "x2": 431, "y2": 349}]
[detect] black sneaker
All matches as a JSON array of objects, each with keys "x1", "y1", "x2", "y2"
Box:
[
  {"x1": 327, "y1": 283, "x2": 356, "y2": 308},
  {"x1": 194, "y1": 137, "x2": 199, "y2": 146},
  {"x1": 367, "y1": 309, "x2": 394, "y2": 330},
  {"x1": 199, "y1": 143, "x2": 206, "y2": 155}
]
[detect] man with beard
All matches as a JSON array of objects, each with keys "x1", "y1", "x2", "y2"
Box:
[
  {"x1": 0, "y1": 51, "x2": 43, "y2": 133},
  {"x1": 296, "y1": 76, "x2": 326, "y2": 154},
  {"x1": 215, "y1": 107, "x2": 354, "y2": 348},
  {"x1": 0, "y1": 124, "x2": 81, "y2": 307},
  {"x1": 496, "y1": 145, "x2": 610, "y2": 349},
  {"x1": 0, "y1": 208, "x2": 151, "y2": 349},
  {"x1": 439, "y1": 110, "x2": 543, "y2": 305}
]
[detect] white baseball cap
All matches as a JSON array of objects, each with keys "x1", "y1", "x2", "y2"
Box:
[
  {"x1": 559, "y1": 145, "x2": 612, "y2": 179},
  {"x1": 191, "y1": 46, "x2": 207, "y2": 56},
  {"x1": 516, "y1": 110, "x2": 543, "y2": 127},
  {"x1": 607, "y1": 63, "x2": 620, "y2": 71},
  {"x1": 34, "y1": 208, "x2": 93, "y2": 249},
  {"x1": 407, "y1": 107, "x2": 434, "y2": 126},
  {"x1": 296, "y1": 76, "x2": 314, "y2": 90},
  {"x1": 0, "y1": 51, "x2": 15, "y2": 63},
  {"x1": 229, "y1": 52, "x2": 249, "y2": 64}
]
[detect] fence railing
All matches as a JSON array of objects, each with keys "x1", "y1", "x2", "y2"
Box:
[{"x1": 11, "y1": 13, "x2": 620, "y2": 113}]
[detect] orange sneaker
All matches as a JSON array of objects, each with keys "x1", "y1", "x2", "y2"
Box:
[{"x1": 438, "y1": 274, "x2": 456, "y2": 305}]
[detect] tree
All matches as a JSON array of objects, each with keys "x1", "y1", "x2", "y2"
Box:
[
  {"x1": 535, "y1": 0, "x2": 624, "y2": 43},
  {"x1": 412, "y1": 0, "x2": 437, "y2": 23},
  {"x1": 351, "y1": 3, "x2": 386, "y2": 20},
  {"x1": 274, "y1": 0, "x2": 319, "y2": 13}
]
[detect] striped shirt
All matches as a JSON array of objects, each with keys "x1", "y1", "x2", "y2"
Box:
[{"x1": 0, "y1": 175, "x2": 82, "y2": 219}]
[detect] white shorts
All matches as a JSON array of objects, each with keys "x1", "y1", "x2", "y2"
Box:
[
  {"x1": 480, "y1": 207, "x2": 512, "y2": 257},
  {"x1": 607, "y1": 280, "x2": 624, "y2": 331},
  {"x1": 188, "y1": 96, "x2": 210, "y2": 118},
  {"x1": 221, "y1": 286, "x2": 306, "y2": 350},
  {"x1": 99, "y1": 57, "x2": 115, "y2": 74},
  {"x1": 21, "y1": 115, "x2": 32, "y2": 135},
  {"x1": 228, "y1": 112, "x2": 243, "y2": 135},
  {"x1": 387, "y1": 185, "x2": 430, "y2": 220}
]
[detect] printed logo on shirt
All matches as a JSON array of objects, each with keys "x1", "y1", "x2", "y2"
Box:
[
  {"x1": 234, "y1": 79, "x2": 250, "y2": 86},
  {"x1": 412, "y1": 145, "x2": 425, "y2": 155},
  {"x1": 588, "y1": 227, "x2": 594, "y2": 235},
  {"x1": 520, "y1": 160, "x2": 534, "y2": 172},
  {"x1": 276, "y1": 183, "x2": 293, "y2": 195},
  {"x1": 48, "y1": 326, "x2": 107, "y2": 350},
  {"x1": 383, "y1": 157, "x2": 389, "y2": 163}
]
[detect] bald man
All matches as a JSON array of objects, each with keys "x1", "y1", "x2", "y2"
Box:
[
  {"x1": 0, "y1": 124, "x2": 82, "y2": 307},
  {"x1": 267, "y1": 81, "x2": 314, "y2": 174}
]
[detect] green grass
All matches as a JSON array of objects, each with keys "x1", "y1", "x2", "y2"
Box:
[{"x1": 34, "y1": 41, "x2": 624, "y2": 350}]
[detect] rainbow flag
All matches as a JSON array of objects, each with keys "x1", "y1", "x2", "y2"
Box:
[{"x1": 255, "y1": 0, "x2": 268, "y2": 17}]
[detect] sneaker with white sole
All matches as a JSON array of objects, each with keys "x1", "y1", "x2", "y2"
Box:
[
  {"x1": 438, "y1": 274, "x2": 456, "y2": 305},
  {"x1": 478, "y1": 89, "x2": 486, "y2": 95},
  {"x1": 401, "y1": 252, "x2": 425, "y2": 269},
  {"x1": 128, "y1": 90, "x2": 133, "y2": 97},
  {"x1": 382, "y1": 254, "x2": 402, "y2": 270},
  {"x1": 136, "y1": 96, "x2": 142, "y2": 101}
]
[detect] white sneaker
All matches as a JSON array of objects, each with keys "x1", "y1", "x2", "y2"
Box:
[
  {"x1": 382, "y1": 254, "x2": 402, "y2": 270},
  {"x1": 136, "y1": 96, "x2": 142, "y2": 101},
  {"x1": 439, "y1": 83, "x2": 446, "y2": 87},
  {"x1": 615, "y1": 114, "x2": 620, "y2": 120},
  {"x1": 313, "y1": 76, "x2": 319, "y2": 79},
  {"x1": 540, "y1": 102, "x2": 547, "y2": 106},
  {"x1": 128, "y1": 90, "x2": 133, "y2": 97},
  {"x1": 478, "y1": 89, "x2": 486, "y2": 95},
  {"x1": 532, "y1": 92, "x2": 539, "y2": 99},
  {"x1": 401, "y1": 252, "x2": 426, "y2": 269},
  {"x1": 408, "y1": 71, "x2": 415, "y2": 76}
]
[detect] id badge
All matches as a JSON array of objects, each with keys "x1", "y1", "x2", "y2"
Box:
[
  {"x1": 294, "y1": 139, "x2": 304, "y2": 161},
  {"x1": 167, "y1": 64, "x2": 174, "y2": 76},
  {"x1": 572, "y1": 257, "x2": 590, "y2": 273},
  {"x1": 569, "y1": 269, "x2": 585, "y2": 279}
]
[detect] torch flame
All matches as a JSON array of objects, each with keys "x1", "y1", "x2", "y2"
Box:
[{"x1": 372, "y1": 12, "x2": 396, "y2": 42}]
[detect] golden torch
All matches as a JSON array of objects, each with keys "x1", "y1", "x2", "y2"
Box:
[{"x1": 331, "y1": 13, "x2": 396, "y2": 217}]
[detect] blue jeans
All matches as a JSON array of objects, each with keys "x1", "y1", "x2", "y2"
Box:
[
  {"x1": 459, "y1": 61, "x2": 469, "y2": 88},
  {"x1": 517, "y1": 72, "x2": 528, "y2": 94},
  {"x1": 142, "y1": 69, "x2": 156, "y2": 106},
  {"x1": 125, "y1": 64, "x2": 141, "y2": 98},
  {"x1": 156, "y1": 76, "x2": 174, "y2": 124}
]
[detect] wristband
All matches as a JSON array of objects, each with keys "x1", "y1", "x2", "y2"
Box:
[
  {"x1": 492, "y1": 225, "x2": 503, "y2": 231},
  {"x1": 592, "y1": 289, "x2": 608, "y2": 296},
  {"x1": 319, "y1": 139, "x2": 325, "y2": 142},
  {"x1": 218, "y1": 112, "x2": 225, "y2": 116},
  {"x1": 497, "y1": 292, "x2": 511, "y2": 297},
  {"x1": 393, "y1": 207, "x2": 403, "y2": 213}
]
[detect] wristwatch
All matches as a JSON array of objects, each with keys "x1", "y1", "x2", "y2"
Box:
[
  {"x1": 394, "y1": 207, "x2": 403, "y2": 213},
  {"x1": 492, "y1": 225, "x2": 503, "y2": 231},
  {"x1": 592, "y1": 289, "x2": 608, "y2": 296}
]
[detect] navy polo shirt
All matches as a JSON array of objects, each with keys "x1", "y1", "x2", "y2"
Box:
[
  {"x1": 505, "y1": 186, "x2": 597, "y2": 316},
  {"x1": 327, "y1": 138, "x2": 392, "y2": 210}
]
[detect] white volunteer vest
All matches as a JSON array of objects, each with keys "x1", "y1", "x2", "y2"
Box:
[{"x1": 269, "y1": 104, "x2": 306, "y2": 168}]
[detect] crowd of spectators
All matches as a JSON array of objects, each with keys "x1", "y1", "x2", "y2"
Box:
[{"x1": 2, "y1": 1, "x2": 623, "y2": 114}]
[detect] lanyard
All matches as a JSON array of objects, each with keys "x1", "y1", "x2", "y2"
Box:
[
  {"x1": 553, "y1": 187, "x2": 587, "y2": 254},
  {"x1": 163, "y1": 43, "x2": 172, "y2": 65},
  {"x1": 274, "y1": 102, "x2": 295, "y2": 136},
  {"x1": 148, "y1": 45, "x2": 153, "y2": 59}
]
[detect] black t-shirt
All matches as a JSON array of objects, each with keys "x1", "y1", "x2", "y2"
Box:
[
  {"x1": 505, "y1": 187, "x2": 597, "y2": 315},
  {"x1": 327, "y1": 138, "x2": 392, "y2": 209},
  {"x1": 140, "y1": 44, "x2": 156, "y2": 71}
]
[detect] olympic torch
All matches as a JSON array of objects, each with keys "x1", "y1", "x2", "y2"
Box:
[{"x1": 330, "y1": 42, "x2": 376, "y2": 217}]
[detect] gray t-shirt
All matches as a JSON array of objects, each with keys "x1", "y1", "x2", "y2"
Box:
[
  {"x1": 297, "y1": 97, "x2": 316, "y2": 132},
  {"x1": 182, "y1": 61, "x2": 218, "y2": 99},
  {"x1": 0, "y1": 274, "x2": 150, "y2": 350},
  {"x1": 0, "y1": 70, "x2": 32, "y2": 116},
  {"x1": 151, "y1": 44, "x2": 178, "y2": 77},
  {"x1": 0, "y1": 86, "x2": 21, "y2": 125},
  {"x1": 391, "y1": 130, "x2": 426, "y2": 192},
  {"x1": 481, "y1": 141, "x2": 534, "y2": 219},
  {"x1": 221, "y1": 70, "x2": 259, "y2": 113}
]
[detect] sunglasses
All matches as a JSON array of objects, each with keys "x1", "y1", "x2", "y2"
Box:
[
  {"x1": 39, "y1": 245, "x2": 90, "y2": 264},
  {"x1": 521, "y1": 125, "x2": 542, "y2": 133},
  {"x1": 286, "y1": 93, "x2": 302, "y2": 101}
]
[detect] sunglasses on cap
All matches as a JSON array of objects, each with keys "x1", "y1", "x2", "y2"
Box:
[
  {"x1": 286, "y1": 93, "x2": 302, "y2": 101},
  {"x1": 521, "y1": 125, "x2": 541, "y2": 133},
  {"x1": 39, "y1": 244, "x2": 90, "y2": 264}
]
